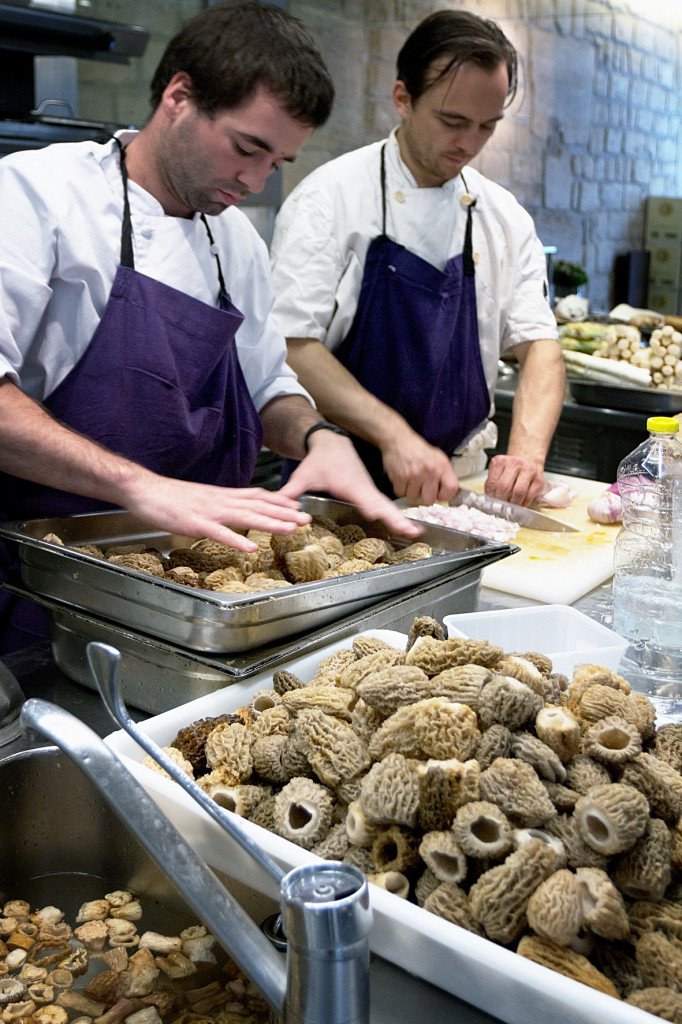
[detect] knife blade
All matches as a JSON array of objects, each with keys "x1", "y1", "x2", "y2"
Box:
[{"x1": 452, "y1": 488, "x2": 579, "y2": 533}]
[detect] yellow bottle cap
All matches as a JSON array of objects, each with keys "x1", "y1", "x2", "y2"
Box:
[{"x1": 647, "y1": 416, "x2": 680, "y2": 433}]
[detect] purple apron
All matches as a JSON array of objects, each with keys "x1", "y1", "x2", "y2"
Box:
[
  {"x1": 0, "y1": 140, "x2": 263, "y2": 652},
  {"x1": 283, "y1": 145, "x2": 489, "y2": 495}
]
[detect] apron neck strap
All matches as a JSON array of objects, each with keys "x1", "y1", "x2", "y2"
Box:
[
  {"x1": 380, "y1": 143, "x2": 388, "y2": 237},
  {"x1": 200, "y1": 214, "x2": 228, "y2": 303},
  {"x1": 114, "y1": 137, "x2": 135, "y2": 269},
  {"x1": 460, "y1": 171, "x2": 476, "y2": 278}
]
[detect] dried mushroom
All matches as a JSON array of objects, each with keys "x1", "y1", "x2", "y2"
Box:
[
  {"x1": 423, "y1": 883, "x2": 482, "y2": 935},
  {"x1": 294, "y1": 709, "x2": 370, "y2": 787},
  {"x1": 359, "y1": 754, "x2": 420, "y2": 828},
  {"x1": 582, "y1": 715, "x2": 642, "y2": 765},
  {"x1": 452, "y1": 800, "x2": 512, "y2": 860},
  {"x1": 405, "y1": 636, "x2": 503, "y2": 676},
  {"x1": 636, "y1": 931, "x2": 682, "y2": 992},
  {"x1": 611, "y1": 819, "x2": 672, "y2": 902},
  {"x1": 575, "y1": 867, "x2": 630, "y2": 940},
  {"x1": 626, "y1": 987, "x2": 682, "y2": 1022},
  {"x1": 418, "y1": 832, "x2": 467, "y2": 885},
  {"x1": 479, "y1": 758, "x2": 555, "y2": 827},
  {"x1": 406, "y1": 615, "x2": 446, "y2": 650},
  {"x1": 620, "y1": 753, "x2": 682, "y2": 824},
  {"x1": 152, "y1": 614, "x2": 682, "y2": 1021},
  {"x1": 517, "y1": 935, "x2": 620, "y2": 998},
  {"x1": 526, "y1": 869, "x2": 583, "y2": 946},
  {"x1": 478, "y1": 675, "x2": 543, "y2": 731},
  {"x1": 574, "y1": 783, "x2": 650, "y2": 856},
  {"x1": 272, "y1": 777, "x2": 333, "y2": 850},
  {"x1": 417, "y1": 758, "x2": 480, "y2": 832},
  {"x1": 534, "y1": 706, "x2": 582, "y2": 762},
  {"x1": 651, "y1": 724, "x2": 682, "y2": 775},
  {"x1": 355, "y1": 665, "x2": 432, "y2": 714},
  {"x1": 469, "y1": 838, "x2": 560, "y2": 944}
]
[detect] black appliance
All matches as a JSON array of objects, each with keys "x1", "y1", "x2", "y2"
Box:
[{"x1": 0, "y1": 1, "x2": 150, "y2": 156}]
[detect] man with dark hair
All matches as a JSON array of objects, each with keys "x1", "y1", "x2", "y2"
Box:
[
  {"x1": 271, "y1": 8, "x2": 565, "y2": 506},
  {"x1": 0, "y1": 1, "x2": 417, "y2": 652}
]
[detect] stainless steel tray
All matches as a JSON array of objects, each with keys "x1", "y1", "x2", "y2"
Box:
[
  {"x1": 569, "y1": 378, "x2": 682, "y2": 413},
  {"x1": 0, "y1": 497, "x2": 514, "y2": 654},
  {"x1": 6, "y1": 552, "x2": 494, "y2": 713}
]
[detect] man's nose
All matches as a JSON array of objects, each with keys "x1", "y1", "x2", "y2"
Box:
[
  {"x1": 237, "y1": 162, "x2": 271, "y2": 196},
  {"x1": 464, "y1": 126, "x2": 492, "y2": 156}
]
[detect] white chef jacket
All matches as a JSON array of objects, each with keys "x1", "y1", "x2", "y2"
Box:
[
  {"x1": 270, "y1": 130, "x2": 557, "y2": 472},
  {"x1": 0, "y1": 133, "x2": 308, "y2": 412}
]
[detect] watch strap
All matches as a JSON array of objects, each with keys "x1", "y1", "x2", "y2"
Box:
[{"x1": 303, "y1": 421, "x2": 351, "y2": 452}]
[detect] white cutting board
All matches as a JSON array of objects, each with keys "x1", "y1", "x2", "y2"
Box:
[{"x1": 461, "y1": 473, "x2": 620, "y2": 604}]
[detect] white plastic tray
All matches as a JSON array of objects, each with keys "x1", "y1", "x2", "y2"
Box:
[
  {"x1": 444, "y1": 604, "x2": 627, "y2": 676},
  {"x1": 105, "y1": 628, "x2": 656, "y2": 1024}
]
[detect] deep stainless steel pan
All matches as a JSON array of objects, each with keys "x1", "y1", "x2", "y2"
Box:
[{"x1": 0, "y1": 497, "x2": 513, "y2": 654}]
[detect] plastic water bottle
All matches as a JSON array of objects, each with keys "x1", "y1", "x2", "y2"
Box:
[{"x1": 612, "y1": 415, "x2": 682, "y2": 694}]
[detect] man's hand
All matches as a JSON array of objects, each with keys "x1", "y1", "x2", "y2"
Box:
[
  {"x1": 121, "y1": 474, "x2": 312, "y2": 553},
  {"x1": 381, "y1": 429, "x2": 460, "y2": 505},
  {"x1": 280, "y1": 430, "x2": 422, "y2": 539},
  {"x1": 485, "y1": 453, "x2": 545, "y2": 506}
]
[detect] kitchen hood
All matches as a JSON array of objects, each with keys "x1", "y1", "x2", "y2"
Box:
[{"x1": 0, "y1": 2, "x2": 149, "y2": 64}]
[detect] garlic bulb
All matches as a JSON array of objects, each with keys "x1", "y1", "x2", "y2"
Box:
[{"x1": 587, "y1": 489, "x2": 622, "y2": 525}]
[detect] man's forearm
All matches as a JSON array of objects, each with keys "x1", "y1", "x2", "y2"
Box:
[
  {"x1": 506, "y1": 339, "x2": 566, "y2": 463},
  {"x1": 0, "y1": 378, "x2": 149, "y2": 504},
  {"x1": 285, "y1": 338, "x2": 411, "y2": 449},
  {"x1": 259, "y1": 393, "x2": 324, "y2": 460}
]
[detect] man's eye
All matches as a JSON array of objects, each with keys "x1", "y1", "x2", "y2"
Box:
[{"x1": 235, "y1": 143, "x2": 256, "y2": 157}]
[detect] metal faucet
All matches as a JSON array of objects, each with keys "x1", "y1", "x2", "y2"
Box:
[{"x1": 20, "y1": 642, "x2": 372, "y2": 1024}]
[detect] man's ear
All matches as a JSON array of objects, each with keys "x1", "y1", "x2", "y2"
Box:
[
  {"x1": 161, "y1": 71, "x2": 195, "y2": 118},
  {"x1": 392, "y1": 79, "x2": 413, "y2": 120}
]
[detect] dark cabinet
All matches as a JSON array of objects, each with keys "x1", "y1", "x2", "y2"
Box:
[{"x1": 492, "y1": 384, "x2": 651, "y2": 483}]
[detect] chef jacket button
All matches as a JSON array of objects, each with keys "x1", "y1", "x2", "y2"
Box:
[
  {"x1": 393, "y1": 190, "x2": 406, "y2": 203},
  {"x1": 210, "y1": 243, "x2": 220, "y2": 255},
  {"x1": 460, "y1": 193, "x2": 475, "y2": 207},
  {"x1": 140, "y1": 226, "x2": 152, "y2": 239},
  {"x1": 473, "y1": 252, "x2": 480, "y2": 263}
]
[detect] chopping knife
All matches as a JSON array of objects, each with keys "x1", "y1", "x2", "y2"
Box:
[{"x1": 452, "y1": 488, "x2": 579, "y2": 533}]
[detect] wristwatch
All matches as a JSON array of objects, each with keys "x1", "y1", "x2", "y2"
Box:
[{"x1": 303, "y1": 421, "x2": 351, "y2": 452}]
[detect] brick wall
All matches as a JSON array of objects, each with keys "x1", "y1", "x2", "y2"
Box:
[
  {"x1": 76, "y1": 0, "x2": 198, "y2": 127},
  {"x1": 76, "y1": 0, "x2": 682, "y2": 311},
  {"x1": 288, "y1": 0, "x2": 682, "y2": 312}
]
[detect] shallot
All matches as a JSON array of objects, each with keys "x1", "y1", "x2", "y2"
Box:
[
  {"x1": 404, "y1": 503, "x2": 520, "y2": 543},
  {"x1": 534, "y1": 479, "x2": 577, "y2": 508},
  {"x1": 587, "y1": 487, "x2": 622, "y2": 525}
]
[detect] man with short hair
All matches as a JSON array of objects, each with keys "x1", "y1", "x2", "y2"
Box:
[
  {"x1": 270, "y1": 8, "x2": 565, "y2": 506},
  {"x1": 0, "y1": 1, "x2": 417, "y2": 652}
]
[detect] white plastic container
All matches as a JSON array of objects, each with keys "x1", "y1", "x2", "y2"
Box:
[
  {"x1": 105, "y1": 626, "x2": 653, "y2": 1024},
  {"x1": 443, "y1": 604, "x2": 627, "y2": 676}
]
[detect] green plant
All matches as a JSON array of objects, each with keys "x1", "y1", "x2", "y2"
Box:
[{"x1": 553, "y1": 259, "x2": 589, "y2": 287}]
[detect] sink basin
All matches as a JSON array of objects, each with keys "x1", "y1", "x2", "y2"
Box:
[
  {"x1": 0, "y1": 745, "x2": 476, "y2": 1024},
  {"x1": 0, "y1": 744, "x2": 276, "y2": 945}
]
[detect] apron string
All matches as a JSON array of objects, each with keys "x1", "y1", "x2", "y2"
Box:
[
  {"x1": 200, "y1": 214, "x2": 229, "y2": 304},
  {"x1": 380, "y1": 143, "x2": 388, "y2": 238},
  {"x1": 460, "y1": 170, "x2": 476, "y2": 278},
  {"x1": 114, "y1": 137, "x2": 135, "y2": 270}
]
